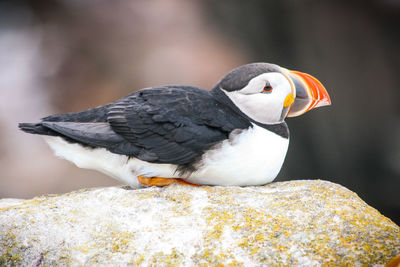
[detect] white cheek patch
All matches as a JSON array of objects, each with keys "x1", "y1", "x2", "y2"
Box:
[
  {"x1": 226, "y1": 92, "x2": 283, "y2": 123},
  {"x1": 221, "y1": 72, "x2": 292, "y2": 124}
]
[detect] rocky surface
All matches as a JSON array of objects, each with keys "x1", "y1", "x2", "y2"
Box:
[{"x1": 0, "y1": 180, "x2": 399, "y2": 266}]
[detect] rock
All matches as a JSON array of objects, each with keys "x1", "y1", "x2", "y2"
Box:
[{"x1": 0, "y1": 180, "x2": 399, "y2": 266}]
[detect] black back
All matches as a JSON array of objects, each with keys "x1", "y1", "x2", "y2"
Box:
[{"x1": 20, "y1": 86, "x2": 252, "y2": 173}]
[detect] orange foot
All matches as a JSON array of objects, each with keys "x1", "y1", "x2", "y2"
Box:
[{"x1": 137, "y1": 175, "x2": 200, "y2": 187}]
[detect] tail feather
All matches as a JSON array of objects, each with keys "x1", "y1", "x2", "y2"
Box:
[
  {"x1": 18, "y1": 123, "x2": 58, "y2": 136},
  {"x1": 19, "y1": 104, "x2": 111, "y2": 136}
]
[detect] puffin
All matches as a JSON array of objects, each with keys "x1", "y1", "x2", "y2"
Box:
[{"x1": 19, "y1": 63, "x2": 331, "y2": 188}]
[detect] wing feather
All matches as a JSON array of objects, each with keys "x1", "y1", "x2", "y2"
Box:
[
  {"x1": 107, "y1": 86, "x2": 251, "y2": 165},
  {"x1": 23, "y1": 85, "x2": 251, "y2": 168}
]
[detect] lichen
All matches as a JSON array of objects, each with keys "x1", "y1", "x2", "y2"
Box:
[
  {"x1": 148, "y1": 248, "x2": 184, "y2": 266},
  {"x1": 0, "y1": 232, "x2": 22, "y2": 266},
  {"x1": 0, "y1": 181, "x2": 399, "y2": 265}
]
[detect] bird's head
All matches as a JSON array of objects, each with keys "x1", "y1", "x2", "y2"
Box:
[{"x1": 213, "y1": 63, "x2": 331, "y2": 124}]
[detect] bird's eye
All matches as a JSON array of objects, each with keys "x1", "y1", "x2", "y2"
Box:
[{"x1": 262, "y1": 84, "x2": 273, "y2": 93}]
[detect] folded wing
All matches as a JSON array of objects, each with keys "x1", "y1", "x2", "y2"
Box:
[{"x1": 19, "y1": 86, "x2": 251, "y2": 167}]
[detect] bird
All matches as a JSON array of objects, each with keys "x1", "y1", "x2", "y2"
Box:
[{"x1": 19, "y1": 63, "x2": 331, "y2": 188}]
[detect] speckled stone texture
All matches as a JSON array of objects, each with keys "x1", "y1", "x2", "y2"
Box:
[{"x1": 0, "y1": 180, "x2": 399, "y2": 266}]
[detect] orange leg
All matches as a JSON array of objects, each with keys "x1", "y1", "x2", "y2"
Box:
[
  {"x1": 137, "y1": 175, "x2": 200, "y2": 187},
  {"x1": 176, "y1": 179, "x2": 201, "y2": 187}
]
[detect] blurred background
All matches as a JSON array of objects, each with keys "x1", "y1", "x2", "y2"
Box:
[{"x1": 0, "y1": 0, "x2": 399, "y2": 223}]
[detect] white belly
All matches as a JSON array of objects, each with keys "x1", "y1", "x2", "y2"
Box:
[
  {"x1": 43, "y1": 123, "x2": 289, "y2": 187},
  {"x1": 187, "y1": 123, "x2": 289, "y2": 185}
]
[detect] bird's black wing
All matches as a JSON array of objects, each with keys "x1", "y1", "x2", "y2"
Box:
[
  {"x1": 19, "y1": 86, "x2": 251, "y2": 169},
  {"x1": 106, "y1": 86, "x2": 251, "y2": 167}
]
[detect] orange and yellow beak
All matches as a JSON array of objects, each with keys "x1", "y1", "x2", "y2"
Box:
[{"x1": 286, "y1": 70, "x2": 331, "y2": 117}]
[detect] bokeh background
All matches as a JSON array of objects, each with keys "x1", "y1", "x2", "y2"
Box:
[{"x1": 0, "y1": 0, "x2": 399, "y2": 224}]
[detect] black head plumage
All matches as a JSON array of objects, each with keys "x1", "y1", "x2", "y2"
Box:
[{"x1": 214, "y1": 63, "x2": 281, "y2": 92}]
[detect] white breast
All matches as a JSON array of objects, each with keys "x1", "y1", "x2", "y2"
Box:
[
  {"x1": 187, "y1": 123, "x2": 289, "y2": 186},
  {"x1": 43, "y1": 123, "x2": 289, "y2": 187}
]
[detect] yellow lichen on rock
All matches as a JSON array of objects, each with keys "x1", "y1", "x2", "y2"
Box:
[{"x1": 0, "y1": 180, "x2": 399, "y2": 266}]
